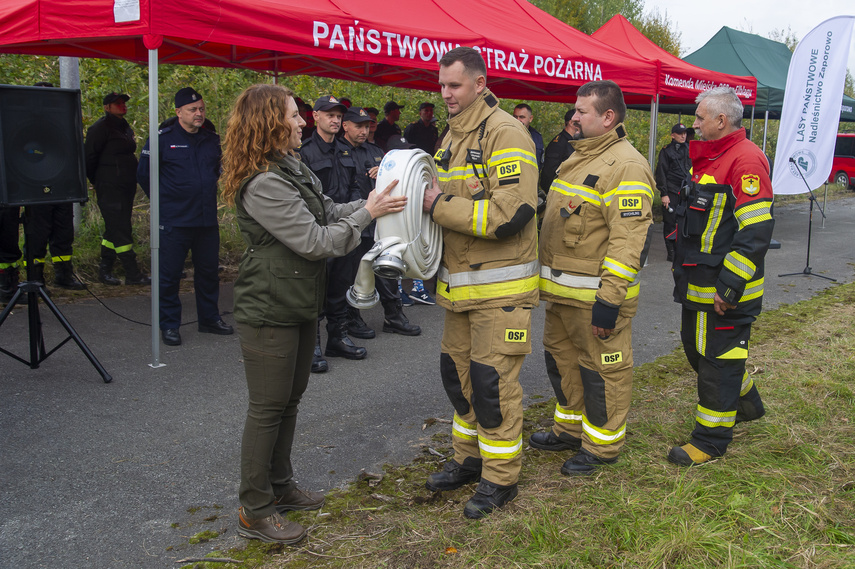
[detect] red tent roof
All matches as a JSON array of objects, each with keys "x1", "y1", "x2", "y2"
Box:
[
  {"x1": 592, "y1": 14, "x2": 756, "y2": 106},
  {"x1": 0, "y1": 0, "x2": 660, "y2": 102}
]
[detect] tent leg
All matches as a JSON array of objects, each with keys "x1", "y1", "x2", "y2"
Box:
[
  {"x1": 647, "y1": 96, "x2": 658, "y2": 169},
  {"x1": 148, "y1": 48, "x2": 164, "y2": 369},
  {"x1": 762, "y1": 110, "x2": 769, "y2": 154}
]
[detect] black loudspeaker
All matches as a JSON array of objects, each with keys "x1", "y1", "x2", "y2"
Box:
[{"x1": 0, "y1": 84, "x2": 88, "y2": 207}]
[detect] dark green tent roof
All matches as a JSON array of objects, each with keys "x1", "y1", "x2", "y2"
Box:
[{"x1": 684, "y1": 26, "x2": 855, "y2": 122}]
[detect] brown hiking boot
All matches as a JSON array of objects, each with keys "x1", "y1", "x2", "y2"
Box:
[
  {"x1": 274, "y1": 487, "x2": 325, "y2": 512},
  {"x1": 237, "y1": 507, "x2": 306, "y2": 544}
]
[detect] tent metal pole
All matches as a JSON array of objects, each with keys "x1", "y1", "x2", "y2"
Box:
[
  {"x1": 59, "y1": 57, "x2": 83, "y2": 232},
  {"x1": 749, "y1": 106, "x2": 755, "y2": 142},
  {"x1": 648, "y1": 95, "x2": 658, "y2": 169},
  {"x1": 763, "y1": 110, "x2": 769, "y2": 153},
  {"x1": 148, "y1": 48, "x2": 164, "y2": 368}
]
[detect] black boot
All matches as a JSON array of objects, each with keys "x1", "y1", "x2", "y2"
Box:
[
  {"x1": 463, "y1": 479, "x2": 519, "y2": 519},
  {"x1": 425, "y1": 457, "x2": 482, "y2": 492},
  {"x1": 0, "y1": 267, "x2": 23, "y2": 304},
  {"x1": 382, "y1": 300, "x2": 421, "y2": 336},
  {"x1": 346, "y1": 306, "x2": 375, "y2": 339},
  {"x1": 311, "y1": 323, "x2": 328, "y2": 373},
  {"x1": 98, "y1": 258, "x2": 121, "y2": 286},
  {"x1": 324, "y1": 321, "x2": 367, "y2": 360},
  {"x1": 119, "y1": 252, "x2": 151, "y2": 285},
  {"x1": 53, "y1": 261, "x2": 85, "y2": 290},
  {"x1": 31, "y1": 263, "x2": 49, "y2": 296}
]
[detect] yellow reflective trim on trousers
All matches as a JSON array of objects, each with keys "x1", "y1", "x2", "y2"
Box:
[
  {"x1": 735, "y1": 201, "x2": 773, "y2": 230},
  {"x1": 602, "y1": 257, "x2": 637, "y2": 282},
  {"x1": 102, "y1": 239, "x2": 116, "y2": 250},
  {"x1": 550, "y1": 179, "x2": 602, "y2": 206},
  {"x1": 477, "y1": 433, "x2": 522, "y2": 459},
  {"x1": 438, "y1": 274, "x2": 538, "y2": 303},
  {"x1": 695, "y1": 311, "x2": 707, "y2": 356},
  {"x1": 51, "y1": 255, "x2": 72, "y2": 263},
  {"x1": 540, "y1": 276, "x2": 639, "y2": 302},
  {"x1": 582, "y1": 416, "x2": 626, "y2": 445},
  {"x1": 695, "y1": 404, "x2": 736, "y2": 428},
  {"x1": 488, "y1": 148, "x2": 537, "y2": 169},
  {"x1": 554, "y1": 404, "x2": 583, "y2": 424},
  {"x1": 115, "y1": 243, "x2": 133, "y2": 254},
  {"x1": 700, "y1": 192, "x2": 727, "y2": 254},
  {"x1": 22, "y1": 258, "x2": 46, "y2": 266},
  {"x1": 723, "y1": 251, "x2": 755, "y2": 280},
  {"x1": 719, "y1": 346, "x2": 748, "y2": 359},
  {"x1": 452, "y1": 414, "x2": 478, "y2": 441},
  {"x1": 740, "y1": 371, "x2": 753, "y2": 396},
  {"x1": 472, "y1": 200, "x2": 489, "y2": 237},
  {"x1": 741, "y1": 278, "x2": 764, "y2": 301},
  {"x1": 0, "y1": 262, "x2": 16, "y2": 269}
]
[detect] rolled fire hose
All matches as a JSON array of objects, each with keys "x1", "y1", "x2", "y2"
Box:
[{"x1": 347, "y1": 149, "x2": 443, "y2": 309}]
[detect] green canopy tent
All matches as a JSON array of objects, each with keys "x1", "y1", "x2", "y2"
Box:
[{"x1": 684, "y1": 27, "x2": 855, "y2": 149}]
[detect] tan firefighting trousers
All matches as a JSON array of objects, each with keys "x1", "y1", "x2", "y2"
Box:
[
  {"x1": 440, "y1": 306, "x2": 531, "y2": 486},
  {"x1": 542, "y1": 302, "x2": 634, "y2": 460}
]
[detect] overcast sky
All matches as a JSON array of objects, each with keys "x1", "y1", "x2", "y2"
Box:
[{"x1": 650, "y1": 1, "x2": 855, "y2": 73}]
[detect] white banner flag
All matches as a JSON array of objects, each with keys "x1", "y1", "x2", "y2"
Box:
[{"x1": 772, "y1": 16, "x2": 855, "y2": 195}]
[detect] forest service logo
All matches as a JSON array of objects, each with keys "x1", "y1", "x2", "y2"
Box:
[{"x1": 787, "y1": 149, "x2": 817, "y2": 180}]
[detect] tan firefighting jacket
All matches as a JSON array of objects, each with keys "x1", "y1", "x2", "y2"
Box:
[
  {"x1": 430, "y1": 88, "x2": 539, "y2": 312},
  {"x1": 539, "y1": 124, "x2": 654, "y2": 317}
]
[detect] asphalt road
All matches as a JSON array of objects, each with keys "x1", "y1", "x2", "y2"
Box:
[{"x1": 1, "y1": 195, "x2": 853, "y2": 568}]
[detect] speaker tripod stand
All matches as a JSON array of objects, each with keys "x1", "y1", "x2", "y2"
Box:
[{"x1": 0, "y1": 208, "x2": 112, "y2": 382}]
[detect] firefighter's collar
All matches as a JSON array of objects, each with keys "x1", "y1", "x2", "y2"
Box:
[
  {"x1": 569, "y1": 123, "x2": 628, "y2": 156},
  {"x1": 448, "y1": 88, "x2": 500, "y2": 135},
  {"x1": 689, "y1": 127, "x2": 748, "y2": 163}
]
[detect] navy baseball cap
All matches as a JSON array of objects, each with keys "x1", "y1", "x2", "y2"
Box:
[
  {"x1": 103, "y1": 92, "x2": 130, "y2": 105},
  {"x1": 174, "y1": 87, "x2": 202, "y2": 108},
  {"x1": 343, "y1": 107, "x2": 373, "y2": 123},
  {"x1": 672, "y1": 123, "x2": 688, "y2": 134},
  {"x1": 384, "y1": 101, "x2": 405, "y2": 113},
  {"x1": 314, "y1": 95, "x2": 347, "y2": 113},
  {"x1": 387, "y1": 136, "x2": 416, "y2": 150}
]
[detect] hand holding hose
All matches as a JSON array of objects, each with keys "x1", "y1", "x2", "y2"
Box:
[
  {"x1": 365, "y1": 179, "x2": 406, "y2": 219},
  {"x1": 422, "y1": 176, "x2": 442, "y2": 212}
]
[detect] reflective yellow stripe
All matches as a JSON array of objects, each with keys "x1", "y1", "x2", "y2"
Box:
[
  {"x1": 101, "y1": 239, "x2": 116, "y2": 250},
  {"x1": 472, "y1": 200, "x2": 489, "y2": 236},
  {"x1": 602, "y1": 257, "x2": 637, "y2": 282},
  {"x1": 741, "y1": 277, "x2": 764, "y2": 301},
  {"x1": 441, "y1": 260, "x2": 539, "y2": 288},
  {"x1": 735, "y1": 200, "x2": 773, "y2": 229},
  {"x1": 554, "y1": 404, "x2": 583, "y2": 424},
  {"x1": 22, "y1": 258, "x2": 46, "y2": 266},
  {"x1": 601, "y1": 181, "x2": 654, "y2": 205},
  {"x1": 740, "y1": 371, "x2": 753, "y2": 396},
  {"x1": 695, "y1": 312, "x2": 707, "y2": 356},
  {"x1": 719, "y1": 346, "x2": 748, "y2": 359},
  {"x1": 695, "y1": 404, "x2": 736, "y2": 428},
  {"x1": 437, "y1": 274, "x2": 539, "y2": 303},
  {"x1": 115, "y1": 243, "x2": 133, "y2": 254},
  {"x1": 452, "y1": 414, "x2": 478, "y2": 441},
  {"x1": 723, "y1": 251, "x2": 755, "y2": 281},
  {"x1": 700, "y1": 192, "x2": 727, "y2": 254},
  {"x1": 550, "y1": 179, "x2": 602, "y2": 206},
  {"x1": 582, "y1": 416, "x2": 626, "y2": 445},
  {"x1": 687, "y1": 284, "x2": 716, "y2": 304},
  {"x1": 540, "y1": 276, "x2": 640, "y2": 302},
  {"x1": 51, "y1": 255, "x2": 72, "y2": 263},
  {"x1": 488, "y1": 148, "x2": 537, "y2": 169},
  {"x1": 436, "y1": 165, "x2": 471, "y2": 182},
  {"x1": 478, "y1": 433, "x2": 522, "y2": 459},
  {"x1": 0, "y1": 262, "x2": 17, "y2": 269}
]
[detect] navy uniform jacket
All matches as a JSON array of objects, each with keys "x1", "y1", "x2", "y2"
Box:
[
  {"x1": 298, "y1": 131, "x2": 361, "y2": 204},
  {"x1": 403, "y1": 120, "x2": 438, "y2": 155},
  {"x1": 138, "y1": 125, "x2": 221, "y2": 228},
  {"x1": 346, "y1": 139, "x2": 385, "y2": 239},
  {"x1": 528, "y1": 126, "x2": 544, "y2": 169},
  {"x1": 540, "y1": 128, "x2": 575, "y2": 194},
  {"x1": 84, "y1": 113, "x2": 138, "y2": 194}
]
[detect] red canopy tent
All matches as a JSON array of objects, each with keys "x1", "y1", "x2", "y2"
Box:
[
  {"x1": 592, "y1": 14, "x2": 758, "y2": 163},
  {"x1": 0, "y1": 1, "x2": 662, "y2": 364},
  {"x1": 0, "y1": 0, "x2": 659, "y2": 101}
]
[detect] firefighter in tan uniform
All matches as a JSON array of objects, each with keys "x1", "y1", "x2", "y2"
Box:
[
  {"x1": 532, "y1": 80, "x2": 654, "y2": 475},
  {"x1": 421, "y1": 47, "x2": 539, "y2": 519}
]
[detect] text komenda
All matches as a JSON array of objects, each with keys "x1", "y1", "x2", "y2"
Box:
[
  {"x1": 663, "y1": 74, "x2": 754, "y2": 99},
  {"x1": 312, "y1": 21, "x2": 603, "y2": 81}
]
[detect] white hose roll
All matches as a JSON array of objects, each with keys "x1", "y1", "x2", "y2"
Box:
[{"x1": 373, "y1": 148, "x2": 443, "y2": 280}]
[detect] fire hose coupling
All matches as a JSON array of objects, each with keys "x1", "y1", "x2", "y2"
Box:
[{"x1": 347, "y1": 149, "x2": 443, "y2": 309}]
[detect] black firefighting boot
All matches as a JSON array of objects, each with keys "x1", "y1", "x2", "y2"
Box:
[
  {"x1": 381, "y1": 299, "x2": 421, "y2": 336},
  {"x1": 98, "y1": 258, "x2": 121, "y2": 286},
  {"x1": 425, "y1": 457, "x2": 482, "y2": 492},
  {"x1": 311, "y1": 322, "x2": 328, "y2": 373},
  {"x1": 463, "y1": 479, "x2": 519, "y2": 519},
  {"x1": 0, "y1": 267, "x2": 24, "y2": 304},
  {"x1": 324, "y1": 320, "x2": 367, "y2": 360},
  {"x1": 119, "y1": 251, "x2": 151, "y2": 285},
  {"x1": 346, "y1": 306, "x2": 375, "y2": 339},
  {"x1": 665, "y1": 240, "x2": 675, "y2": 262},
  {"x1": 53, "y1": 261, "x2": 85, "y2": 290}
]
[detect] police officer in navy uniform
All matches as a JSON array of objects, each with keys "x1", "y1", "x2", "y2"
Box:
[
  {"x1": 299, "y1": 96, "x2": 366, "y2": 369},
  {"x1": 138, "y1": 87, "x2": 233, "y2": 346},
  {"x1": 374, "y1": 101, "x2": 405, "y2": 151},
  {"x1": 340, "y1": 107, "x2": 421, "y2": 339},
  {"x1": 403, "y1": 102, "x2": 439, "y2": 155},
  {"x1": 540, "y1": 108, "x2": 579, "y2": 196}
]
